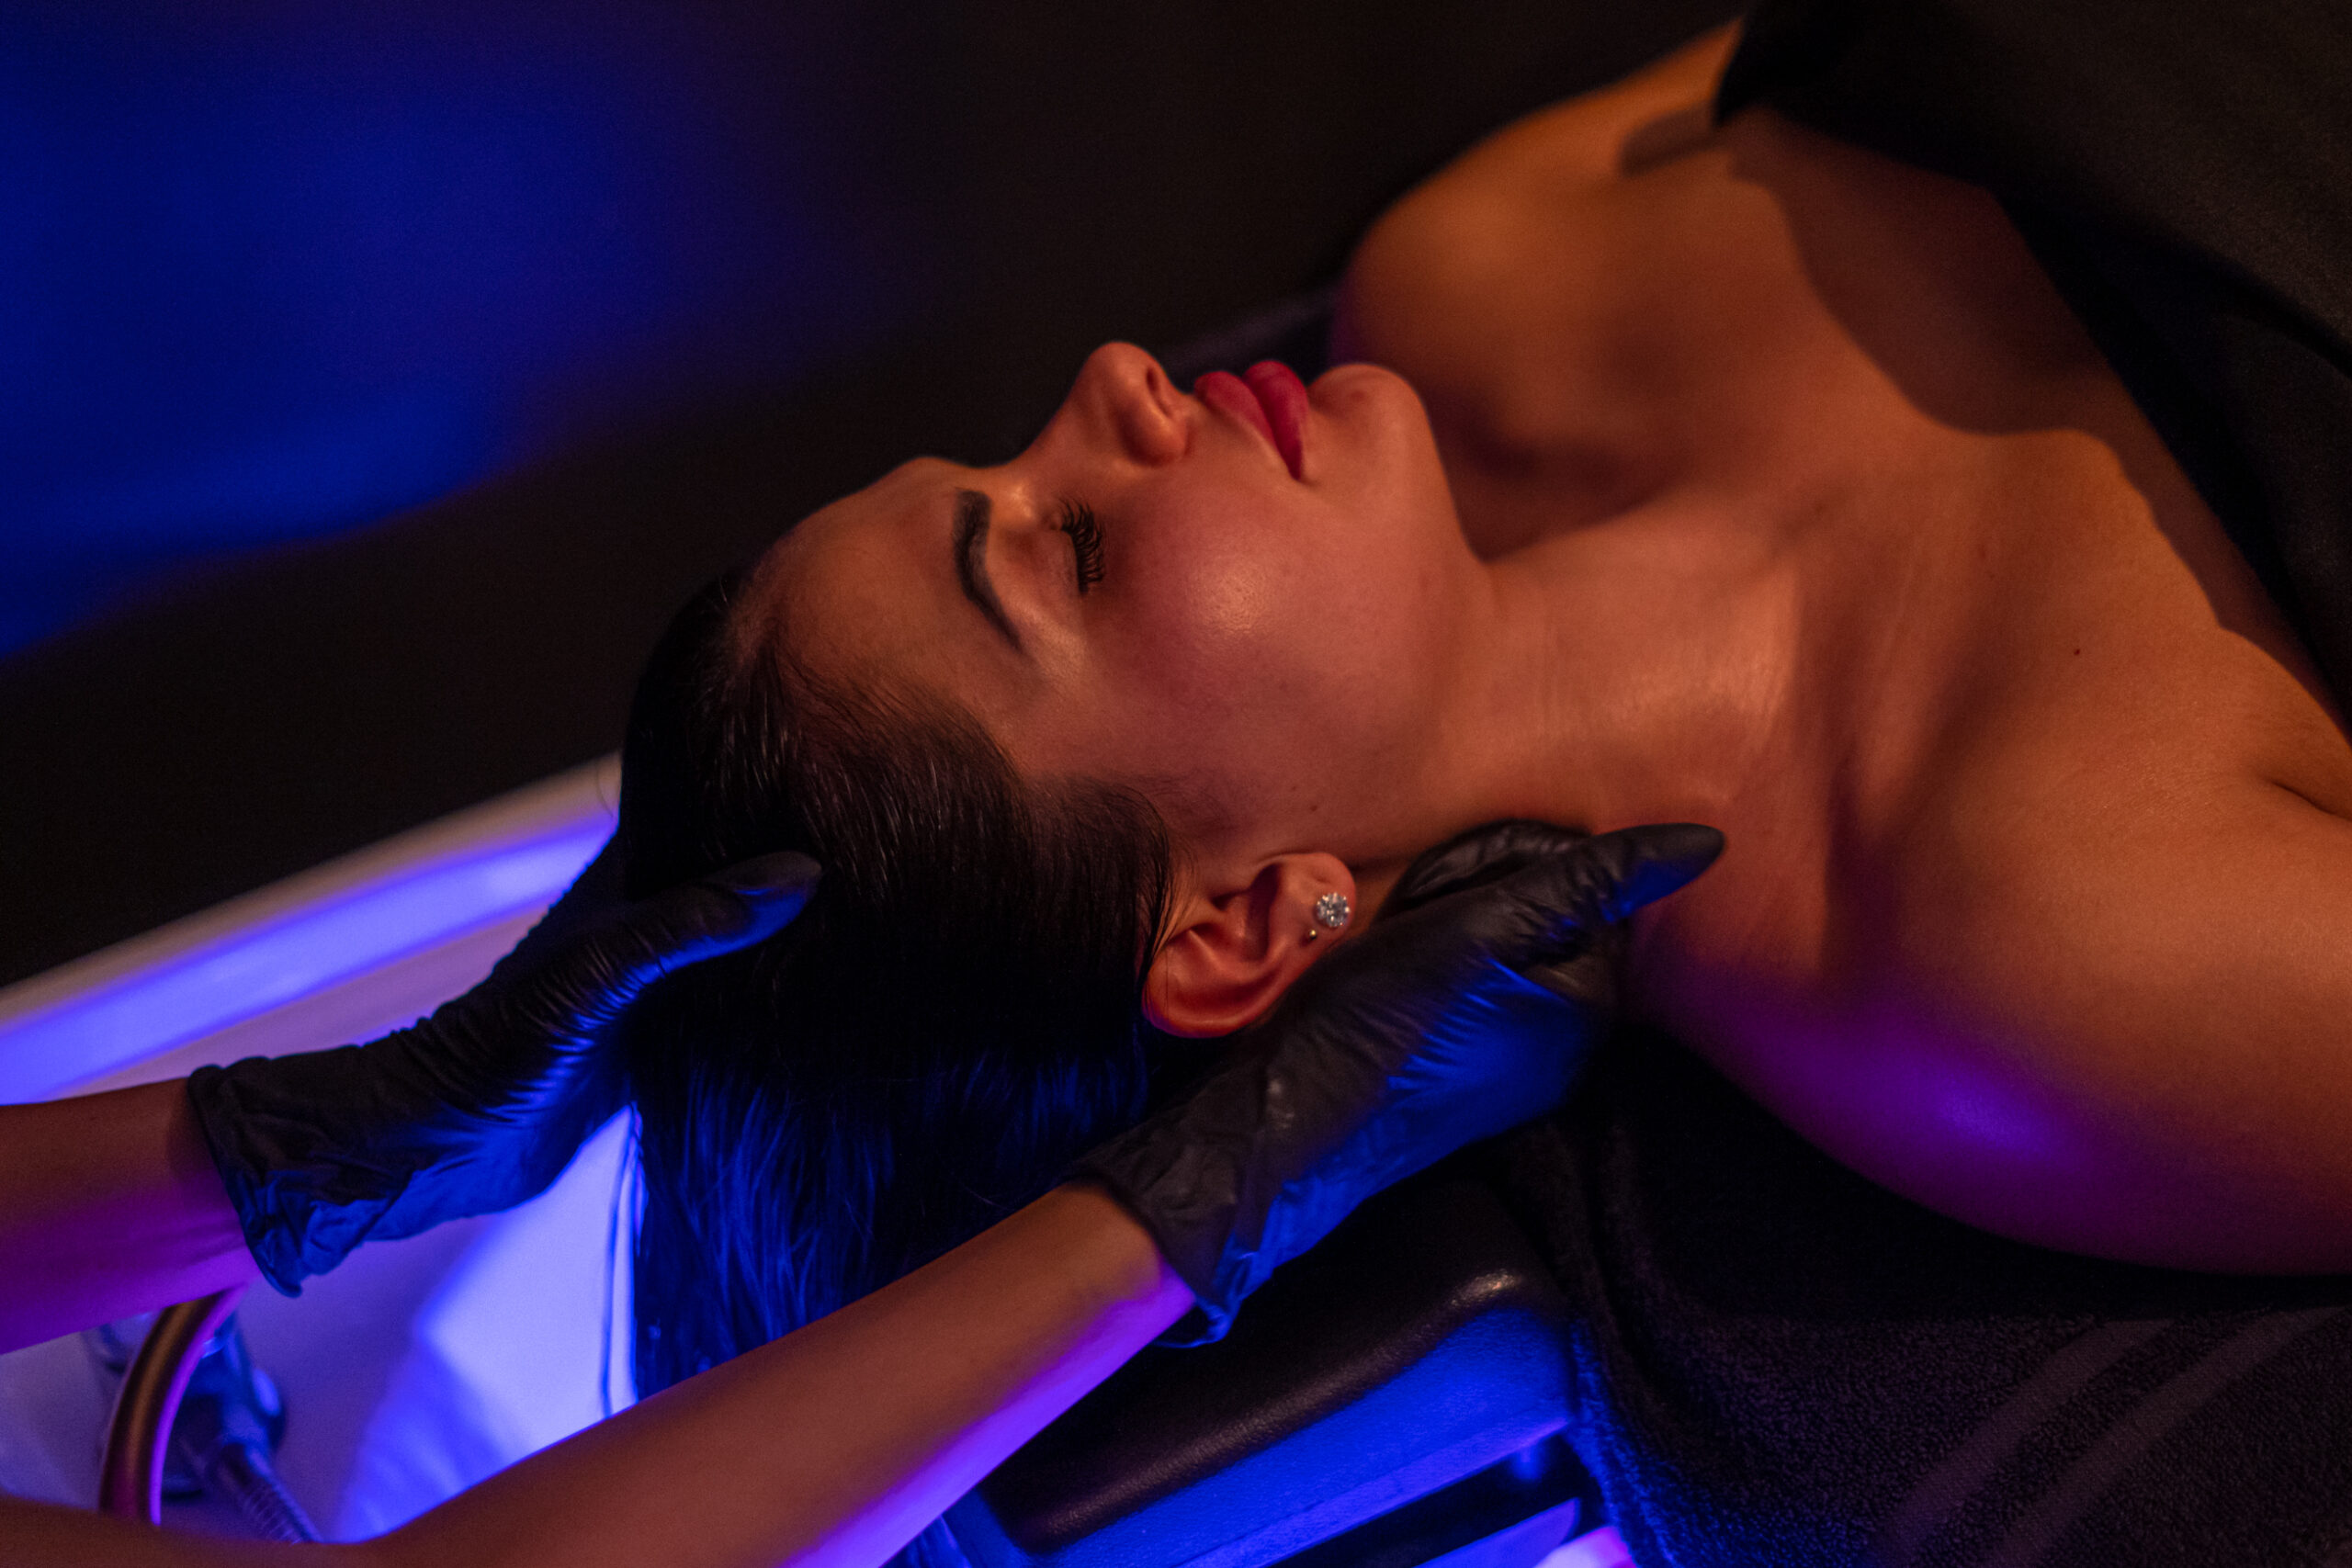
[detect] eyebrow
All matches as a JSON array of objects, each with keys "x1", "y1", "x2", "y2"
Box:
[{"x1": 953, "y1": 488, "x2": 1022, "y2": 651}]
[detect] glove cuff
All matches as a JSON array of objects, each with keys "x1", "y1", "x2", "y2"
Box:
[
  {"x1": 187, "y1": 1055, "x2": 406, "y2": 1295},
  {"x1": 1068, "y1": 1112, "x2": 1276, "y2": 1347}
]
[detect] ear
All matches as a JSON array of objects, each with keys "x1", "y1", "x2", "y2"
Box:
[{"x1": 1143, "y1": 852, "x2": 1358, "y2": 1038}]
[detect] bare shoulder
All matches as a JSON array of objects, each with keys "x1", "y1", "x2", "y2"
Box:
[
  {"x1": 1677, "y1": 661, "x2": 2352, "y2": 1269},
  {"x1": 1422, "y1": 23, "x2": 1740, "y2": 197},
  {"x1": 1334, "y1": 25, "x2": 1740, "y2": 367},
  {"x1": 1892, "y1": 671, "x2": 2352, "y2": 1003},
  {"x1": 1850, "y1": 573, "x2": 2352, "y2": 1257},
  {"x1": 1882, "y1": 480, "x2": 2352, "y2": 987}
]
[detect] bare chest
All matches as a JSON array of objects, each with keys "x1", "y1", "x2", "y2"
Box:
[{"x1": 1345, "y1": 102, "x2": 2352, "y2": 1028}]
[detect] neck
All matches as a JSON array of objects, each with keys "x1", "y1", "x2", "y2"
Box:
[{"x1": 1353, "y1": 507, "x2": 1806, "y2": 916}]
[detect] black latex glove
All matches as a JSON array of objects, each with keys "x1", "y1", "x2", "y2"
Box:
[
  {"x1": 1072, "y1": 821, "x2": 1722, "y2": 1343},
  {"x1": 187, "y1": 840, "x2": 820, "y2": 1295}
]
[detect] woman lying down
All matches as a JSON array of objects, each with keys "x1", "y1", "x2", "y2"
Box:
[
  {"x1": 616, "y1": 5, "x2": 2352, "y2": 1565},
  {"x1": 18, "y1": 2, "x2": 2349, "y2": 1565}
]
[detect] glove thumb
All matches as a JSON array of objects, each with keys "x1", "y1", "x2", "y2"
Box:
[
  {"x1": 607, "y1": 851, "x2": 823, "y2": 990},
  {"x1": 1482, "y1": 822, "x2": 1724, "y2": 971},
  {"x1": 1587, "y1": 822, "x2": 1724, "y2": 918}
]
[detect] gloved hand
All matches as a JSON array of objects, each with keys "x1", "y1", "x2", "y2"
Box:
[
  {"x1": 1072, "y1": 821, "x2": 1721, "y2": 1343},
  {"x1": 187, "y1": 840, "x2": 820, "y2": 1295}
]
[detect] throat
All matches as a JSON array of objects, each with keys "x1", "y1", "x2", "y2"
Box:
[{"x1": 1463, "y1": 508, "x2": 1811, "y2": 851}]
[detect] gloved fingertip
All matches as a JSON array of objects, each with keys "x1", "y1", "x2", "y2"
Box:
[
  {"x1": 1609, "y1": 823, "x2": 1725, "y2": 910},
  {"x1": 707, "y1": 852, "x2": 822, "y2": 935}
]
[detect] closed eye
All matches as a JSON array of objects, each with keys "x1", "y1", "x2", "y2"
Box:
[{"x1": 1057, "y1": 500, "x2": 1105, "y2": 594}]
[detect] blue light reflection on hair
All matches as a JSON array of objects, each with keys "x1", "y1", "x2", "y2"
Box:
[{"x1": 0, "y1": 0, "x2": 899, "y2": 653}]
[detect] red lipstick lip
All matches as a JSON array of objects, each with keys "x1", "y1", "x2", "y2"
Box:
[
  {"x1": 1242, "y1": 360, "x2": 1307, "y2": 479},
  {"x1": 1192, "y1": 366, "x2": 1304, "y2": 479}
]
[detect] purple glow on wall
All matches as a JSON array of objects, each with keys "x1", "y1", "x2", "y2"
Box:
[{"x1": 1, "y1": 0, "x2": 918, "y2": 652}]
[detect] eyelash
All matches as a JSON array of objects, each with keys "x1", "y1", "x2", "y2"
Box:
[{"x1": 1057, "y1": 500, "x2": 1106, "y2": 594}]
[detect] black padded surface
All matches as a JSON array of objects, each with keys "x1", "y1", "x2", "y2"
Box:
[{"x1": 949, "y1": 1172, "x2": 1576, "y2": 1568}]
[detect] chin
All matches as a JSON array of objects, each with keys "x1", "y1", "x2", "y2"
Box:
[
  {"x1": 1314, "y1": 358, "x2": 1421, "y2": 412},
  {"x1": 1322, "y1": 364, "x2": 1461, "y2": 538},
  {"x1": 1313, "y1": 360, "x2": 1441, "y2": 471}
]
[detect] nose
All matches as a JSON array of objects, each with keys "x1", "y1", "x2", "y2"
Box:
[{"x1": 1076, "y1": 342, "x2": 1187, "y2": 467}]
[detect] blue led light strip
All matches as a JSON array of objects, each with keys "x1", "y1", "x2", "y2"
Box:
[{"x1": 0, "y1": 764, "x2": 615, "y2": 1102}]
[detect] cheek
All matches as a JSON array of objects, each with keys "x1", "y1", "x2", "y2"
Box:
[
  {"x1": 1082, "y1": 530, "x2": 1431, "y2": 818},
  {"x1": 1098, "y1": 496, "x2": 1316, "y2": 726}
]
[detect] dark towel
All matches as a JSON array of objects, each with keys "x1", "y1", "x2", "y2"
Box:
[
  {"x1": 1481, "y1": 1038, "x2": 2352, "y2": 1567},
  {"x1": 1472, "y1": 4, "x2": 2352, "y2": 1563}
]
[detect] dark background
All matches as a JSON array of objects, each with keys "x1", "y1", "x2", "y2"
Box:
[{"x1": 0, "y1": 0, "x2": 1738, "y2": 988}]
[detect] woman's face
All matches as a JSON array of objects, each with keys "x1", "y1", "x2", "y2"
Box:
[{"x1": 742, "y1": 342, "x2": 1479, "y2": 863}]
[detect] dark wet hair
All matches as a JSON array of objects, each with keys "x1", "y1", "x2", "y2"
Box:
[{"x1": 616, "y1": 568, "x2": 1173, "y2": 1560}]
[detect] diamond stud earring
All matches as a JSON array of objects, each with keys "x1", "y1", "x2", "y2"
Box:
[{"x1": 1304, "y1": 891, "x2": 1351, "y2": 942}]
